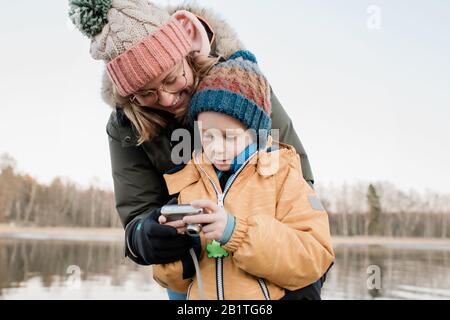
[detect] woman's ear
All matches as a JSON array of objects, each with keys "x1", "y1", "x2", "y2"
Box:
[{"x1": 172, "y1": 10, "x2": 211, "y2": 56}]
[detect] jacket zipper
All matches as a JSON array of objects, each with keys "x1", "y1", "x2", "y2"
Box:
[
  {"x1": 196, "y1": 151, "x2": 259, "y2": 300},
  {"x1": 216, "y1": 258, "x2": 224, "y2": 300},
  {"x1": 258, "y1": 278, "x2": 270, "y2": 300},
  {"x1": 187, "y1": 281, "x2": 193, "y2": 300}
]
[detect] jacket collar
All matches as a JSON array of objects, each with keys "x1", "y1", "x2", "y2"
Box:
[
  {"x1": 163, "y1": 136, "x2": 297, "y2": 195},
  {"x1": 215, "y1": 142, "x2": 258, "y2": 180}
]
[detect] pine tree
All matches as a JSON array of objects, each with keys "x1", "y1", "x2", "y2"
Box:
[{"x1": 367, "y1": 184, "x2": 382, "y2": 236}]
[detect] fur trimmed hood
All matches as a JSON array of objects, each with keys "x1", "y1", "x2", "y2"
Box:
[{"x1": 100, "y1": 2, "x2": 245, "y2": 108}]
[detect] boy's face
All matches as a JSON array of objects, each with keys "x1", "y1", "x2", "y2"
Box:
[{"x1": 198, "y1": 112, "x2": 255, "y2": 171}]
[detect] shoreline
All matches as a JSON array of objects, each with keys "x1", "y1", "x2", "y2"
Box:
[
  {"x1": 1, "y1": 224, "x2": 450, "y2": 247},
  {"x1": 0, "y1": 224, "x2": 124, "y2": 242}
]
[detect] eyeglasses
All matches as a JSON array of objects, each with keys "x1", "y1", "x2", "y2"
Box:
[{"x1": 130, "y1": 61, "x2": 188, "y2": 106}]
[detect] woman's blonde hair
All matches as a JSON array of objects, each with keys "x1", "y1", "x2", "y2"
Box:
[{"x1": 113, "y1": 53, "x2": 220, "y2": 145}]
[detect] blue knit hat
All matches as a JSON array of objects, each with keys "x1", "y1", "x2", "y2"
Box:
[{"x1": 188, "y1": 50, "x2": 272, "y2": 146}]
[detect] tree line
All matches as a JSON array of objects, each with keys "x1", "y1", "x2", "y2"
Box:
[
  {"x1": 0, "y1": 154, "x2": 121, "y2": 228},
  {"x1": 1, "y1": 153, "x2": 449, "y2": 237},
  {"x1": 317, "y1": 182, "x2": 450, "y2": 238}
]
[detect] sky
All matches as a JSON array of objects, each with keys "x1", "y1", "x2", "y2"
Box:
[{"x1": 0, "y1": 0, "x2": 449, "y2": 193}]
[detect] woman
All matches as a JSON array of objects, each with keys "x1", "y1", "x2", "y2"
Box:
[{"x1": 69, "y1": 0, "x2": 323, "y2": 299}]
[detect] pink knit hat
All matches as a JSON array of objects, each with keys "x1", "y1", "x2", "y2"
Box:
[
  {"x1": 106, "y1": 19, "x2": 192, "y2": 97},
  {"x1": 69, "y1": 0, "x2": 192, "y2": 97}
]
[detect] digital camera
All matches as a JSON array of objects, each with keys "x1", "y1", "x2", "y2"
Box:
[{"x1": 161, "y1": 204, "x2": 203, "y2": 236}]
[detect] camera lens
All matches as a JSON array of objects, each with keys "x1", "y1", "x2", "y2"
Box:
[{"x1": 186, "y1": 224, "x2": 202, "y2": 236}]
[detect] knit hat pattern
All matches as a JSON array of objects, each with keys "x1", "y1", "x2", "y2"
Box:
[
  {"x1": 188, "y1": 50, "x2": 272, "y2": 135},
  {"x1": 69, "y1": 0, "x2": 192, "y2": 96}
]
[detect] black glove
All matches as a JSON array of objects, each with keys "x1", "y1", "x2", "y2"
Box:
[{"x1": 126, "y1": 198, "x2": 197, "y2": 265}]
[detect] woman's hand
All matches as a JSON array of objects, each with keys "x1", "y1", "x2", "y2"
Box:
[
  {"x1": 183, "y1": 199, "x2": 229, "y2": 241},
  {"x1": 158, "y1": 215, "x2": 187, "y2": 234}
]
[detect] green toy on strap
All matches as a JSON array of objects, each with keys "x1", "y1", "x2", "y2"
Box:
[{"x1": 206, "y1": 240, "x2": 229, "y2": 258}]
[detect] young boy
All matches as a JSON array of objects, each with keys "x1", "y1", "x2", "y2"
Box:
[{"x1": 153, "y1": 51, "x2": 334, "y2": 300}]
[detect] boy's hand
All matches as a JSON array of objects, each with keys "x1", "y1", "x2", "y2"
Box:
[{"x1": 183, "y1": 199, "x2": 228, "y2": 241}]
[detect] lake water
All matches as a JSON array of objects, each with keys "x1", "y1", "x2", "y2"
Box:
[{"x1": 1, "y1": 238, "x2": 449, "y2": 300}]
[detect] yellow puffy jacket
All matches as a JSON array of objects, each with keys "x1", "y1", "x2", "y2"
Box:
[{"x1": 153, "y1": 137, "x2": 335, "y2": 300}]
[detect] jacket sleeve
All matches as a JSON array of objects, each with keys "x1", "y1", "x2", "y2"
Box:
[
  {"x1": 222, "y1": 152, "x2": 335, "y2": 291},
  {"x1": 270, "y1": 87, "x2": 315, "y2": 185},
  {"x1": 153, "y1": 261, "x2": 192, "y2": 294},
  {"x1": 106, "y1": 112, "x2": 169, "y2": 228}
]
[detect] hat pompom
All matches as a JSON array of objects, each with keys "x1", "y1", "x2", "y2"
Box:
[
  {"x1": 69, "y1": 0, "x2": 112, "y2": 38},
  {"x1": 228, "y1": 50, "x2": 257, "y2": 63}
]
